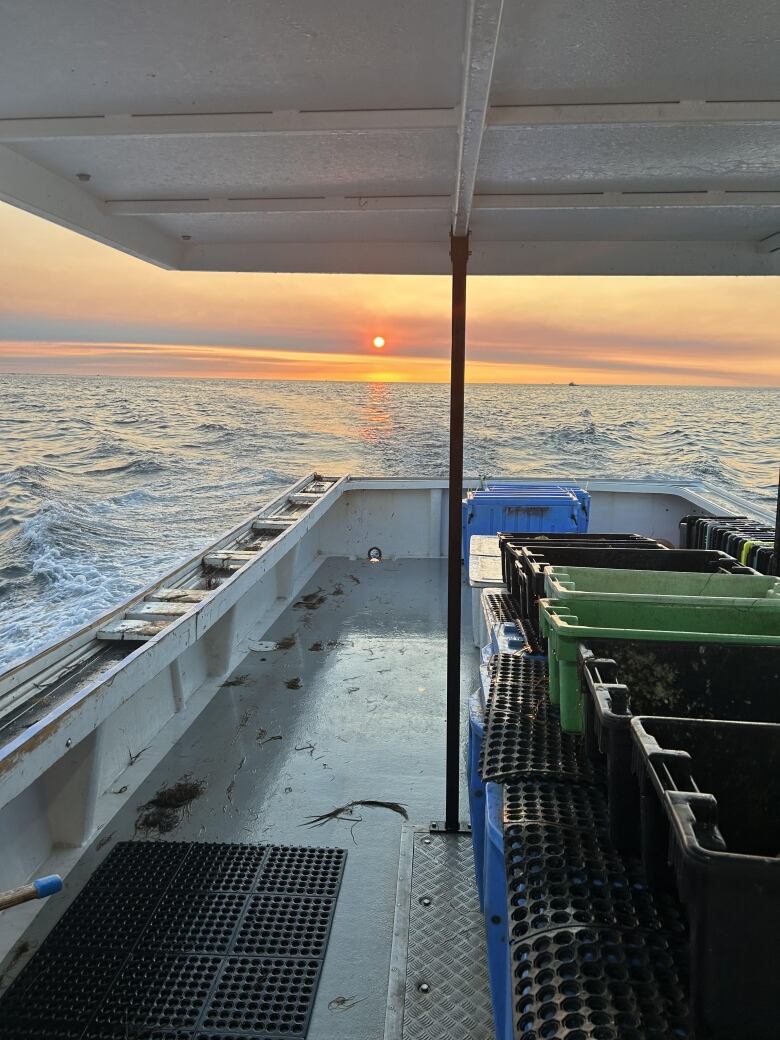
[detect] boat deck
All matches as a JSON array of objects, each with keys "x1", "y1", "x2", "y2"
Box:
[{"x1": 7, "y1": 556, "x2": 482, "y2": 1039}]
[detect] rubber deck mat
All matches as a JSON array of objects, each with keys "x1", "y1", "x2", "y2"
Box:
[
  {"x1": 479, "y1": 660, "x2": 604, "y2": 787},
  {"x1": 504, "y1": 820, "x2": 686, "y2": 941},
  {"x1": 481, "y1": 594, "x2": 544, "y2": 654},
  {"x1": 502, "y1": 778, "x2": 691, "y2": 1038},
  {"x1": 0, "y1": 842, "x2": 346, "y2": 1040},
  {"x1": 508, "y1": 926, "x2": 690, "y2": 1039},
  {"x1": 486, "y1": 654, "x2": 548, "y2": 692}
]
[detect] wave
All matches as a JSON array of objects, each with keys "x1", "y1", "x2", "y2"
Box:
[
  {"x1": 0, "y1": 462, "x2": 61, "y2": 486},
  {"x1": 84, "y1": 457, "x2": 166, "y2": 477},
  {"x1": 197, "y1": 422, "x2": 232, "y2": 433},
  {"x1": 0, "y1": 374, "x2": 776, "y2": 670},
  {"x1": 106, "y1": 488, "x2": 157, "y2": 507}
]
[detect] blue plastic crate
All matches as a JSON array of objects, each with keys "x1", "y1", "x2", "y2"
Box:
[
  {"x1": 484, "y1": 782, "x2": 511, "y2": 1040},
  {"x1": 462, "y1": 483, "x2": 589, "y2": 566},
  {"x1": 468, "y1": 688, "x2": 487, "y2": 906},
  {"x1": 489, "y1": 621, "x2": 547, "y2": 660},
  {"x1": 486, "y1": 481, "x2": 590, "y2": 509}
]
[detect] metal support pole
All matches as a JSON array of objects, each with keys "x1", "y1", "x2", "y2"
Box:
[
  {"x1": 444, "y1": 232, "x2": 470, "y2": 832},
  {"x1": 774, "y1": 464, "x2": 780, "y2": 576}
]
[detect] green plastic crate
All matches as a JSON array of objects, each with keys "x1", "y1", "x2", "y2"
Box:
[
  {"x1": 544, "y1": 566, "x2": 780, "y2": 607},
  {"x1": 539, "y1": 597, "x2": 780, "y2": 733}
]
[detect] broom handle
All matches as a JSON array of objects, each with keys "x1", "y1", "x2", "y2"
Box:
[{"x1": 0, "y1": 875, "x2": 62, "y2": 912}]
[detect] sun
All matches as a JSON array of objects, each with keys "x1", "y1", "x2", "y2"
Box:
[{"x1": 372, "y1": 336, "x2": 385, "y2": 349}]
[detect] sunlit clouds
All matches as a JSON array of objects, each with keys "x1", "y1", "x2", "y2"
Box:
[{"x1": 1, "y1": 202, "x2": 779, "y2": 385}]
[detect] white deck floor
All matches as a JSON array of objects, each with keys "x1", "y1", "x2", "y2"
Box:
[{"x1": 5, "y1": 556, "x2": 480, "y2": 1040}]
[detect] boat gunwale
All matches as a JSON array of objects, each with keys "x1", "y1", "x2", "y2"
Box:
[
  {"x1": 0, "y1": 471, "x2": 340, "y2": 694},
  {"x1": 0, "y1": 472, "x2": 347, "y2": 778}
]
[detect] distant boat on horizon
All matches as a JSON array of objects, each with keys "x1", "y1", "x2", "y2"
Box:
[{"x1": 568, "y1": 380, "x2": 577, "y2": 386}]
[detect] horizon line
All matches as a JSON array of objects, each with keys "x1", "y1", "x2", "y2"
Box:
[{"x1": 0, "y1": 370, "x2": 778, "y2": 389}]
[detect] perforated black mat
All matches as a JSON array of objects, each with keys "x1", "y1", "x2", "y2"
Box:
[
  {"x1": 508, "y1": 925, "x2": 690, "y2": 1039},
  {"x1": 487, "y1": 653, "x2": 548, "y2": 693},
  {"x1": 481, "y1": 593, "x2": 543, "y2": 654},
  {"x1": 482, "y1": 591, "x2": 523, "y2": 626},
  {"x1": 479, "y1": 658, "x2": 604, "y2": 787},
  {"x1": 502, "y1": 778, "x2": 691, "y2": 1038},
  {"x1": 0, "y1": 842, "x2": 346, "y2": 1040},
  {"x1": 503, "y1": 777, "x2": 610, "y2": 831},
  {"x1": 505, "y1": 820, "x2": 686, "y2": 941}
]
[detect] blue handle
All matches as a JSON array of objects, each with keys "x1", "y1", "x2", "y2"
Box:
[{"x1": 33, "y1": 875, "x2": 63, "y2": 899}]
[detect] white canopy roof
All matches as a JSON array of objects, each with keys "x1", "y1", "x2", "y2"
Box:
[{"x1": 2, "y1": 1, "x2": 780, "y2": 275}]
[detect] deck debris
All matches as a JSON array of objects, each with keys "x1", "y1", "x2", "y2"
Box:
[
  {"x1": 294, "y1": 589, "x2": 327, "y2": 610},
  {"x1": 304, "y1": 799, "x2": 408, "y2": 827},
  {"x1": 225, "y1": 757, "x2": 247, "y2": 805},
  {"x1": 274, "y1": 634, "x2": 296, "y2": 650},
  {"x1": 328, "y1": 995, "x2": 366, "y2": 1012},
  {"x1": 221, "y1": 674, "x2": 250, "y2": 688},
  {"x1": 310, "y1": 638, "x2": 344, "y2": 652},
  {"x1": 127, "y1": 743, "x2": 151, "y2": 766},
  {"x1": 95, "y1": 831, "x2": 114, "y2": 851},
  {"x1": 136, "y1": 776, "x2": 206, "y2": 834},
  {"x1": 286, "y1": 676, "x2": 302, "y2": 689},
  {"x1": 257, "y1": 733, "x2": 283, "y2": 748},
  {"x1": 0, "y1": 940, "x2": 33, "y2": 987}
]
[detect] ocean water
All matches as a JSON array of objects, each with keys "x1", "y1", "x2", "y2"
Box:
[{"x1": 0, "y1": 373, "x2": 778, "y2": 671}]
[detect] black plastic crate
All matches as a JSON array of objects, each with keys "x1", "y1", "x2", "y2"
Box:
[
  {"x1": 515, "y1": 545, "x2": 747, "y2": 631},
  {"x1": 501, "y1": 537, "x2": 665, "y2": 604},
  {"x1": 679, "y1": 515, "x2": 777, "y2": 574},
  {"x1": 678, "y1": 514, "x2": 747, "y2": 550},
  {"x1": 579, "y1": 644, "x2": 780, "y2": 852},
  {"x1": 498, "y1": 532, "x2": 656, "y2": 593},
  {"x1": 631, "y1": 715, "x2": 780, "y2": 1040}
]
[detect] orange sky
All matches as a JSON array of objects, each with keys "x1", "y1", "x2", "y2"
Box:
[{"x1": 1, "y1": 201, "x2": 779, "y2": 385}]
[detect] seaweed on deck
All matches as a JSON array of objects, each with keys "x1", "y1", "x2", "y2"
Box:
[{"x1": 135, "y1": 776, "x2": 206, "y2": 835}]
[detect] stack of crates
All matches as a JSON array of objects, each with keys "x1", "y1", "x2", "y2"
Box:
[
  {"x1": 472, "y1": 628, "x2": 690, "y2": 1040},
  {"x1": 680, "y1": 513, "x2": 777, "y2": 573},
  {"x1": 473, "y1": 525, "x2": 780, "y2": 1040},
  {"x1": 530, "y1": 550, "x2": 780, "y2": 1039},
  {"x1": 540, "y1": 575, "x2": 780, "y2": 731},
  {"x1": 462, "y1": 482, "x2": 590, "y2": 569}
]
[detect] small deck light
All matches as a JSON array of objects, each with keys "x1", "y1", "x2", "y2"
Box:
[{"x1": 368, "y1": 547, "x2": 382, "y2": 563}]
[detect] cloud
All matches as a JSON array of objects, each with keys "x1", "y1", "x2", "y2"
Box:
[{"x1": 0, "y1": 201, "x2": 779, "y2": 384}]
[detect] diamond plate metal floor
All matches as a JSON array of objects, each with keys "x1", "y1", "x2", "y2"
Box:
[{"x1": 385, "y1": 826, "x2": 493, "y2": 1040}]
